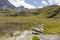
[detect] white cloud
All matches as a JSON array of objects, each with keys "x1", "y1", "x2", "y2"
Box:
[
  {"x1": 8, "y1": 0, "x2": 36, "y2": 9},
  {"x1": 42, "y1": 1, "x2": 48, "y2": 5},
  {"x1": 38, "y1": 6, "x2": 44, "y2": 8},
  {"x1": 48, "y1": 0, "x2": 53, "y2": 5},
  {"x1": 38, "y1": 0, "x2": 60, "y2": 9},
  {"x1": 48, "y1": 0, "x2": 60, "y2": 5},
  {"x1": 7, "y1": 0, "x2": 60, "y2": 9},
  {"x1": 22, "y1": 3, "x2": 36, "y2": 9},
  {"x1": 55, "y1": 0, "x2": 60, "y2": 5}
]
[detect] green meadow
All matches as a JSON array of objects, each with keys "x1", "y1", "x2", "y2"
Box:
[{"x1": 0, "y1": 5, "x2": 60, "y2": 35}]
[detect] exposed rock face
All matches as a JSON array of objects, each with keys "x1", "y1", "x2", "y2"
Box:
[
  {"x1": 32, "y1": 27, "x2": 44, "y2": 33},
  {"x1": 7, "y1": 30, "x2": 60, "y2": 40},
  {"x1": 0, "y1": 0, "x2": 27, "y2": 10},
  {"x1": 7, "y1": 30, "x2": 33, "y2": 40},
  {"x1": 39, "y1": 34, "x2": 60, "y2": 40},
  {"x1": 0, "y1": 0, "x2": 15, "y2": 9}
]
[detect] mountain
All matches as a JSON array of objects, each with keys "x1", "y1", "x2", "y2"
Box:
[
  {"x1": 0, "y1": 5, "x2": 60, "y2": 18},
  {"x1": 38, "y1": 5, "x2": 60, "y2": 18},
  {"x1": 0, "y1": 0, "x2": 27, "y2": 10},
  {"x1": 0, "y1": 5, "x2": 60, "y2": 35},
  {"x1": 17, "y1": 6, "x2": 28, "y2": 10},
  {"x1": 0, "y1": 0, "x2": 15, "y2": 9}
]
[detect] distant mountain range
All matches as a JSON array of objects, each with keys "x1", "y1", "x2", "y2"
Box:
[{"x1": 0, "y1": 0, "x2": 27, "y2": 10}]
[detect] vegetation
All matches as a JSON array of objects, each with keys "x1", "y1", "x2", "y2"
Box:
[
  {"x1": 32, "y1": 36, "x2": 40, "y2": 40},
  {"x1": 0, "y1": 5, "x2": 60, "y2": 35}
]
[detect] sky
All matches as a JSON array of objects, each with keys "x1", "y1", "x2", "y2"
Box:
[{"x1": 8, "y1": 0, "x2": 60, "y2": 9}]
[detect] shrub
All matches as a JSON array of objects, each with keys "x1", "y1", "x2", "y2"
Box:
[{"x1": 32, "y1": 36, "x2": 40, "y2": 40}]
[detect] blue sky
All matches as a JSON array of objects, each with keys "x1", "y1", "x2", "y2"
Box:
[
  {"x1": 25, "y1": 0, "x2": 42, "y2": 7},
  {"x1": 25, "y1": 0, "x2": 50, "y2": 7}
]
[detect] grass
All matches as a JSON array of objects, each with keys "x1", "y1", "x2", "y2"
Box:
[
  {"x1": 0, "y1": 5, "x2": 60, "y2": 34},
  {"x1": 0, "y1": 15, "x2": 60, "y2": 34},
  {"x1": 32, "y1": 36, "x2": 40, "y2": 40}
]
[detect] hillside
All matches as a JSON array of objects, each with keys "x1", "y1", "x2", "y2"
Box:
[{"x1": 0, "y1": 5, "x2": 60, "y2": 35}]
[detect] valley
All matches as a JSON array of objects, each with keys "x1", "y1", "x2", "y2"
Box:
[{"x1": 0, "y1": 5, "x2": 60, "y2": 40}]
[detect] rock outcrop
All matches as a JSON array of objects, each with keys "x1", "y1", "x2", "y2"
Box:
[{"x1": 7, "y1": 30, "x2": 60, "y2": 40}]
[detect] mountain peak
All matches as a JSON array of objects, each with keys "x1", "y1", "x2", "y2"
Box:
[{"x1": 0, "y1": 0, "x2": 27, "y2": 10}]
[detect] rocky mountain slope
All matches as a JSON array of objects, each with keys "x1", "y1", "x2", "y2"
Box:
[{"x1": 0, "y1": 0, "x2": 27, "y2": 10}]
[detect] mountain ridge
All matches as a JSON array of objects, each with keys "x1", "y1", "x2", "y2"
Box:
[{"x1": 0, "y1": 0, "x2": 27, "y2": 10}]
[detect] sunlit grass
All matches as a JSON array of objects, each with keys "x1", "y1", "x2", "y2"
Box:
[
  {"x1": 0, "y1": 15, "x2": 60, "y2": 34},
  {"x1": 0, "y1": 5, "x2": 60, "y2": 34}
]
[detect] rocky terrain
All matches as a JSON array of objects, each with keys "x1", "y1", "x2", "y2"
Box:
[{"x1": 0, "y1": 30, "x2": 60, "y2": 40}]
